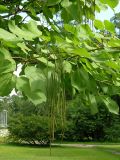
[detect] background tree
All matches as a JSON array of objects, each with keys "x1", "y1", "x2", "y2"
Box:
[
  {"x1": 111, "y1": 12, "x2": 120, "y2": 37},
  {"x1": 63, "y1": 95, "x2": 120, "y2": 142},
  {"x1": 1, "y1": 95, "x2": 119, "y2": 144},
  {"x1": 7, "y1": 96, "x2": 50, "y2": 145}
]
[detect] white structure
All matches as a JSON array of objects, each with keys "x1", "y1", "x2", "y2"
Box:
[
  {"x1": 0, "y1": 110, "x2": 7, "y2": 128},
  {"x1": 0, "y1": 129, "x2": 9, "y2": 137}
]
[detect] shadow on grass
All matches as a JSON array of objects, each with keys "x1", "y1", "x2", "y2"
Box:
[{"x1": 0, "y1": 141, "x2": 65, "y2": 149}]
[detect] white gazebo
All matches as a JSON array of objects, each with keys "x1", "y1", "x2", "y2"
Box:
[
  {"x1": 0, "y1": 110, "x2": 8, "y2": 137},
  {"x1": 0, "y1": 110, "x2": 7, "y2": 128}
]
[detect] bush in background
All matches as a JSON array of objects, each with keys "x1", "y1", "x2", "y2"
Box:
[
  {"x1": 1, "y1": 95, "x2": 120, "y2": 143},
  {"x1": 8, "y1": 96, "x2": 50, "y2": 145},
  {"x1": 9, "y1": 115, "x2": 49, "y2": 145}
]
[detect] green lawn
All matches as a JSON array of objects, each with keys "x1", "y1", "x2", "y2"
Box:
[{"x1": 0, "y1": 144, "x2": 120, "y2": 160}]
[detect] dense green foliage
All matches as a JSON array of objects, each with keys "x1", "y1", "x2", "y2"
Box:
[
  {"x1": 62, "y1": 96, "x2": 120, "y2": 142},
  {"x1": 0, "y1": 0, "x2": 120, "y2": 112},
  {"x1": 0, "y1": 0, "x2": 120, "y2": 141},
  {"x1": 8, "y1": 97, "x2": 49, "y2": 145},
  {"x1": 9, "y1": 115, "x2": 49, "y2": 145},
  {"x1": 4, "y1": 96, "x2": 120, "y2": 143}
]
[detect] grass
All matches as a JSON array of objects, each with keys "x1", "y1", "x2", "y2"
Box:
[
  {"x1": 0, "y1": 143, "x2": 120, "y2": 160},
  {"x1": 56, "y1": 141, "x2": 120, "y2": 145}
]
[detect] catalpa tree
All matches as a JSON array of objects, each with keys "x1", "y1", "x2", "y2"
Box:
[{"x1": 0, "y1": 0, "x2": 120, "y2": 126}]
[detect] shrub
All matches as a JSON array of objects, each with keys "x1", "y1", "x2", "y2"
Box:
[
  {"x1": 8, "y1": 114, "x2": 49, "y2": 145},
  {"x1": 104, "y1": 123, "x2": 120, "y2": 142}
]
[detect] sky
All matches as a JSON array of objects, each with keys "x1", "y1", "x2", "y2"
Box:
[{"x1": 96, "y1": 2, "x2": 120, "y2": 21}]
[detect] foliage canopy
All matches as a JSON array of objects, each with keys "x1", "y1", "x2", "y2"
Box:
[{"x1": 0, "y1": 0, "x2": 120, "y2": 118}]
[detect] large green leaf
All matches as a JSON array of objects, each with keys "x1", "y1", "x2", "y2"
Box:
[
  {"x1": 92, "y1": 51, "x2": 110, "y2": 62},
  {"x1": 61, "y1": 1, "x2": 82, "y2": 22},
  {"x1": 22, "y1": 20, "x2": 42, "y2": 36},
  {"x1": 0, "y1": 5, "x2": 9, "y2": 13},
  {"x1": 9, "y1": 21, "x2": 33, "y2": 41},
  {"x1": 102, "y1": 97, "x2": 119, "y2": 114},
  {"x1": 17, "y1": 43, "x2": 31, "y2": 54},
  {"x1": 0, "y1": 73, "x2": 15, "y2": 96},
  {"x1": 61, "y1": 0, "x2": 72, "y2": 7},
  {"x1": 1, "y1": 48, "x2": 12, "y2": 59},
  {"x1": 0, "y1": 48, "x2": 16, "y2": 74},
  {"x1": 88, "y1": 94, "x2": 98, "y2": 114},
  {"x1": 87, "y1": 76, "x2": 97, "y2": 93},
  {"x1": 0, "y1": 28, "x2": 18, "y2": 41},
  {"x1": 63, "y1": 61, "x2": 72, "y2": 73},
  {"x1": 37, "y1": 57, "x2": 54, "y2": 68},
  {"x1": 104, "y1": 20, "x2": 115, "y2": 33},
  {"x1": 0, "y1": 48, "x2": 16, "y2": 96},
  {"x1": 16, "y1": 76, "x2": 46, "y2": 105},
  {"x1": 0, "y1": 59, "x2": 15, "y2": 74},
  {"x1": 16, "y1": 76, "x2": 30, "y2": 92},
  {"x1": 25, "y1": 66, "x2": 46, "y2": 93},
  {"x1": 94, "y1": 20, "x2": 104, "y2": 30},
  {"x1": 8, "y1": 21, "x2": 42, "y2": 41},
  {"x1": 72, "y1": 48, "x2": 91, "y2": 58},
  {"x1": 100, "y1": 0, "x2": 119, "y2": 9},
  {"x1": 47, "y1": 0, "x2": 61, "y2": 6},
  {"x1": 108, "y1": 38, "x2": 120, "y2": 47},
  {"x1": 71, "y1": 68, "x2": 89, "y2": 91},
  {"x1": 64, "y1": 24, "x2": 76, "y2": 34},
  {"x1": 105, "y1": 61, "x2": 120, "y2": 70},
  {"x1": 96, "y1": 0, "x2": 108, "y2": 11},
  {"x1": 71, "y1": 70, "x2": 85, "y2": 91}
]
